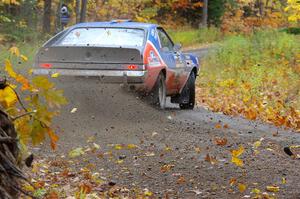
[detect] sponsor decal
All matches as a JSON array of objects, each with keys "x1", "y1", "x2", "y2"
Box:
[
  {"x1": 144, "y1": 41, "x2": 165, "y2": 67},
  {"x1": 148, "y1": 50, "x2": 161, "y2": 67}
]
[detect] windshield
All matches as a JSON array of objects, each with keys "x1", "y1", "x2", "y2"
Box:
[{"x1": 57, "y1": 28, "x2": 145, "y2": 47}]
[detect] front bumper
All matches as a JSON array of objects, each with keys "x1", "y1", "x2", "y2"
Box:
[{"x1": 32, "y1": 68, "x2": 146, "y2": 84}]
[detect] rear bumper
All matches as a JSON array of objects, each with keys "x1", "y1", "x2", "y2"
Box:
[{"x1": 32, "y1": 68, "x2": 146, "y2": 84}]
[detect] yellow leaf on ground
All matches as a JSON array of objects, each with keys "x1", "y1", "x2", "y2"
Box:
[
  {"x1": 215, "y1": 123, "x2": 222, "y2": 129},
  {"x1": 251, "y1": 188, "x2": 261, "y2": 194},
  {"x1": 231, "y1": 145, "x2": 244, "y2": 167},
  {"x1": 114, "y1": 144, "x2": 123, "y2": 150},
  {"x1": 127, "y1": 144, "x2": 137, "y2": 149},
  {"x1": 231, "y1": 156, "x2": 244, "y2": 167},
  {"x1": 177, "y1": 176, "x2": 186, "y2": 184},
  {"x1": 231, "y1": 145, "x2": 244, "y2": 157},
  {"x1": 229, "y1": 178, "x2": 237, "y2": 186},
  {"x1": 266, "y1": 185, "x2": 280, "y2": 192},
  {"x1": 282, "y1": 177, "x2": 286, "y2": 184},
  {"x1": 68, "y1": 147, "x2": 85, "y2": 158},
  {"x1": 194, "y1": 147, "x2": 201, "y2": 153},
  {"x1": 253, "y1": 140, "x2": 261, "y2": 148},
  {"x1": 238, "y1": 183, "x2": 246, "y2": 193},
  {"x1": 144, "y1": 189, "x2": 153, "y2": 196}
]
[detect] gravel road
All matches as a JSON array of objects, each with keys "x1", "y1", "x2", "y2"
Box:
[{"x1": 35, "y1": 49, "x2": 300, "y2": 199}]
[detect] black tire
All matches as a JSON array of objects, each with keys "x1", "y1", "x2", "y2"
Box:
[
  {"x1": 151, "y1": 72, "x2": 166, "y2": 109},
  {"x1": 179, "y1": 72, "x2": 195, "y2": 110}
]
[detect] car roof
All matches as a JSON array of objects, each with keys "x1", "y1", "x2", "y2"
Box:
[{"x1": 72, "y1": 21, "x2": 158, "y2": 30}]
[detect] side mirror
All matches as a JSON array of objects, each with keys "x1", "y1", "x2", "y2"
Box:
[{"x1": 174, "y1": 43, "x2": 182, "y2": 52}]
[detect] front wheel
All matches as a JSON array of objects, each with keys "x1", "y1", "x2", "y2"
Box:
[
  {"x1": 151, "y1": 72, "x2": 166, "y2": 109},
  {"x1": 179, "y1": 73, "x2": 196, "y2": 110}
]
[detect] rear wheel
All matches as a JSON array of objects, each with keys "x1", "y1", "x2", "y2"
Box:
[
  {"x1": 151, "y1": 72, "x2": 166, "y2": 109},
  {"x1": 179, "y1": 72, "x2": 195, "y2": 110}
]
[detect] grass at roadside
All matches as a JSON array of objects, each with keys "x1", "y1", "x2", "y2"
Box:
[
  {"x1": 197, "y1": 30, "x2": 300, "y2": 131},
  {"x1": 168, "y1": 27, "x2": 222, "y2": 47}
]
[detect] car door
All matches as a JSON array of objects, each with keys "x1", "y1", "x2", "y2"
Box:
[{"x1": 156, "y1": 27, "x2": 186, "y2": 94}]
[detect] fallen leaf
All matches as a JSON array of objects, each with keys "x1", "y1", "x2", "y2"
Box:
[
  {"x1": 164, "y1": 146, "x2": 172, "y2": 151},
  {"x1": 231, "y1": 145, "x2": 244, "y2": 157},
  {"x1": 231, "y1": 156, "x2": 243, "y2": 167},
  {"x1": 230, "y1": 178, "x2": 237, "y2": 186},
  {"x1": 194, "y1": 147, "x2": 201, "y2": 153},
  {"x1": 266, "y1": 185, "x2": 279, "y2": 192},
  {"x1": 116, "y1": 160, "x2": 124, "y2": 164},
  {"x1": 231, "y1": 145, "x2": 244, "y2": 167},
  {"x1": 68, "y1": 147, "x2": 85, "y2": 158},
  {"x1": 144, "y1": 189, "x2": 153, "y2": 196},
  {"x1": 238, "y1": 183, "x2": 246, "y2": 193},
  {"x1": 160, "y1": 164, "x2": 174, "y2": 173},
  {"x1": 114, "y1": 144, "x2": 123, "y2": 150},
  {"x1": 145, "y1": 152, "x2": 155, "y2": 157},
  {"x1": 93, "y1": 143, "x2": 100, "y2": 150},
  {"x1": 79, "y1": 183, "x2": 92, "y2": 194},
  {"x1": 177, "y1": 176, "x2": 186, "y2": 184},
  {"x1": 205, "y1": 154, "x2": 218, "y2": 165},
  {"x1": 251, "y1": 188, "x2": 261, "y2": 194},
  {"x1": 215, "y1": 123, "x2": 222, "y2": 129},
  {"x1": 282, "y1": 177, "x2": 286, "y2": 184},
  {"x1": 70, "y1": 108, "x2": 77, "y2": 113},
  {"x1": 214, "y1": 137, "x2": 228, "y2": 146},
  {"x1": 127, "y1": 144, "x2": 137, "y2": 149}
]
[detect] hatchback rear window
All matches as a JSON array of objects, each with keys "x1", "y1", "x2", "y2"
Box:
[{"x1": 57, "y1": 28, "x2": 145, "y2": 48}]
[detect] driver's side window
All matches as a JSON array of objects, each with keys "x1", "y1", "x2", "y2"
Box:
[{"x1": 157, "y1": 28, "x2": 173, "y2": 52}]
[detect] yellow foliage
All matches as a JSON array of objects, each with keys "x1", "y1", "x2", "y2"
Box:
[
  {"x1": 2, "y1": 47, "x2": 67, "y2": 151},
  {"x1": 285, "y1": 0, "x2": 300, "y2": 23},
  {"x1": 9, "y1": 46, "x2": 20, "y2": 57},
  {"x1": 0, "y1": 86, "x2": 17, "y2": 108}
]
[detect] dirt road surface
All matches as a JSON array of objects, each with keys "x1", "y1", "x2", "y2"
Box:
[{"x1": 33, "y1": 49, "x2": 300, "y2": 199}]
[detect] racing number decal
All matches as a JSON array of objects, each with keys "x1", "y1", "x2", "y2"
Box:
[{"x1": 143, "y1": 41, "x2": 165, "y2": 68}]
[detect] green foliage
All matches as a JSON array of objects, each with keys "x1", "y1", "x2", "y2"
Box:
[
  {"x1": 168, "y1": 27, "x2": 222, "y2": 47},
  {"x1": 208, "y1": 0, "x2": 226, "y2": 27},
  {"x1": 281, "y1": 27, "x2": 300, "y2": 35}
]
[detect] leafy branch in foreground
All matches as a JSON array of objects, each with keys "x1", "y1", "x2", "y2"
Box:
[{"x1": 1, "y1": 46, "x2": 67, "y2": 150}]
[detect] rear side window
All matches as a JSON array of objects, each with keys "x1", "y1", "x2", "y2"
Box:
[
  {"x1": 57, "y1": 28, "x2": 145, "y2": 48},
  {"x1": 157, "y1": 28, "x2": 174, "y2": 51}
]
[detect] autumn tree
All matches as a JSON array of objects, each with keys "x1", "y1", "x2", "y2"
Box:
[{"x1": 43, "y1": 0, "x2": 52, "y2": 33}]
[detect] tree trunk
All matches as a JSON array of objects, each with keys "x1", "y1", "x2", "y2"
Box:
[
  {"x1": 94, "y1": 0, "x2": 102, "y2": 21},
  {"x1": 80, "y1": 0, "x2": 87, "y2": 23},
  {"x1": 43, "y1": 0, "x2": 52, "y2": 33},
  {"x1": 75, "y1": 0, "x2": 81, "y2": 23},
  {"x1": 201, "y1": 0, "x2": 208, "y2": 27},
  {"x1": 0, "y1": 109, "x2": 24, "y2": 199},
  {"x1": 55, "y1": 0, "x2": 63, "y2": 33}
]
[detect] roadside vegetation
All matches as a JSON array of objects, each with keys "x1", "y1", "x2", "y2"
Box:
[
  {"x1": 168, "y1": 27, "x2": 222, "y2": 47},
  {"x1": 198, "y1": 30, "x2": 300, "y2": 131}
]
